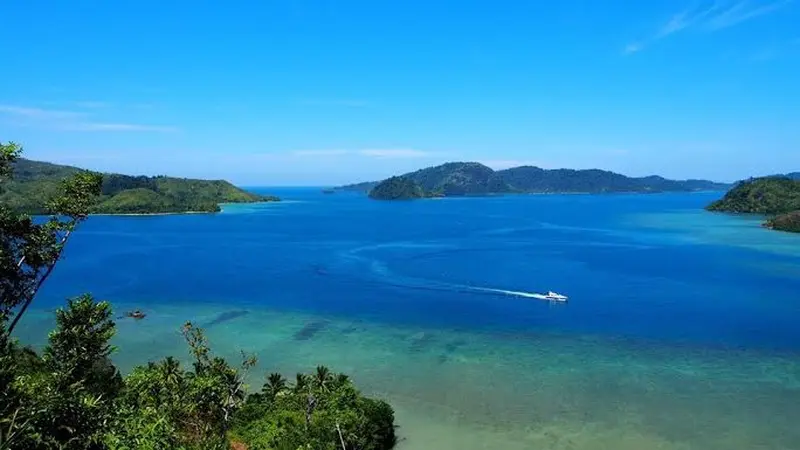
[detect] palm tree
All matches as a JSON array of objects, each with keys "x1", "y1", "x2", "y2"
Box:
[
  {"x1": 333, "y1": 373, "x2": 350, "y2": 389},
  {"x1": 294, "y1": 373, "x2": 309, "y2": 394},
  {"x1": 313, "y1": 365, "x2": 333, "y2": 392},
  {"x1": 159, "y1": 357, "x2": 182, "y2": 386},
  {"x1": 262, "y1": 372, "x2": 287, "y2": 399}
]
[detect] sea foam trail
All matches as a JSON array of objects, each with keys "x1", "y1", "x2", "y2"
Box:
[
  {"x1": 466, "y1": 286, "x2": 552, "y2": 301},
  {"x1": 336, "y1": 244, "x2": 563, "y2": 302}
]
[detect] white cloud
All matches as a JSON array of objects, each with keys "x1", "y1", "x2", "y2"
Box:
[
  {"x1": 0, "y1": 103, "x2": 176, "y2": 133},
  {"x1": 624, "y1": 1, "x2": 791, "y2": 55}
]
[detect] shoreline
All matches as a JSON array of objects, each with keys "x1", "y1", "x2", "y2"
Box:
[
  {"x1": 91, "y1": 211, "x2": 215, "y2": 217},
  {"x1": 91, "y1": 200, "x2": 281, "y2": 217}
]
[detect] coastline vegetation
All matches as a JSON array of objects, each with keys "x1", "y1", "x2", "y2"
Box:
[
  {"x1": 368, "y1": 176, "x2": 426, "y2": 200},
  {"x1": 706, "y1": 176, "x2": 800, "y2": 233},
  {"x1": 1, "y1": 141, "x2": 396, "y2": 450},
  {"x1": 765, "y1": 211, "x2": 800, "y2": 233},
  {"x1": 1, "y1": 157, "x2": 278, "y2": 215}
]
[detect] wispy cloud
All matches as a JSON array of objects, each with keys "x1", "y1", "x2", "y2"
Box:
[
  {"x1": 0, "y1": 105, "x2": 81, "y2": 120},
  {"x1": 0, "y1": 104, "x2": 176, "y2": 132},
  {"x1": 291, "y1": 148, "x2": 436, "y2": 159},
  {"x1": 624, "y1": 0, "x2": 792, "y2": 54},
  {"x1": 62, "y1": 123, "x2": 178, "y2": 132},
  {"x1": 623, "y1": 42, "x2": 645, "y2": 55},
  {"x1": 706, "y1": 0, "x2": 791, "y2": 29}
]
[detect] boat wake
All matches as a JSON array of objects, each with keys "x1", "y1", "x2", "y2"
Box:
[
  {"x1": 332, "y1": 243, "x2": 567, "y2": 303},
  {"x1": 466, "y1": 286, "x2": 554, "y2": 300}
]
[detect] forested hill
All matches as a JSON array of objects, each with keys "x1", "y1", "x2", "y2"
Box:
[
  {"x1": 1, "y1": 158, "x2": 277, "y2": 214},
  {"x1": 339, "y1": 162, "x2": 729, "y2": 197},
  {"x1": 706, "y1": 176, "x2": 800, "y2": 233}
]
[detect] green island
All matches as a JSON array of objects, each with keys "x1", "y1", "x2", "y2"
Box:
[
  {"x1": 2, "y1": 158, "x2": 278, "y2": 215},
  {"x1": 368, "y1": 176, "x2": 426, "y2": 200},
  {"x1": 2, "y1": 142, "x2": 393, "y2": 450},
  {"x1": 706, "y1": 176, "x2": 800, "y2": 233},
  {"x1": 342, "y1": 162, "x2": 729, "y2": 200}
]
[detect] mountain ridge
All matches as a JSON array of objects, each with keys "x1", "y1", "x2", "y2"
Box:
[
  {"x1": 2, "y1": 158, "x2": 278, "y2": 214},
  {"x1": 706, "y1": 176, "x2": 800, "y2": 233},
  {"x1": 339, "y1": 162, "x2": 729, "y2": 197}
]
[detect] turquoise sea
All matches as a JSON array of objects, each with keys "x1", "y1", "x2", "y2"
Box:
[{"x1": 14, "y1": 189, "x2": 800, "y2": 450}]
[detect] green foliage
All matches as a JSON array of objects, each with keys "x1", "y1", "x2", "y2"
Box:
[
  {"x1": 401, "y1": 162, "x2": 511, "y2": 196},
  {"x1": 42, "y1": 295, "x2": 122, "y2": 399},
  {"x1": 368, "y1": 177, "x2": 425, "y2": 200},
  {"x1": 706, "y1": 176, "x2": 800, "y2": 234},
  {"x1": 231, "y1": 366, "x2": 396, "y2": 450},
  {"x1": 6, "y1": 295, "x2": 119, "y2": 450},
  {"x1": 1, "y1": 143, "x2": 102, "y2": 335},
  {"x1": 766, "y1": 211, "x2": 800, "y2": 233},
  {"x1": 0, "y1": 142, "x2": 22, "y2": 183},
  {"x1": 707, "y1": 177, "x2": 800, "y2": 215},
  {"x1": 1, "y1": 158, "x2": 278, "y2": 215},
  {"x1": 108, "y1": 323, "x2": 255, "y2": 450},
  {"x1": 343, "y1": 161, "x2": 729, "y2": 197}
]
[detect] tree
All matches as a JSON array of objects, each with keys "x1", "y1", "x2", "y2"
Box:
[
  {"x1": 108, "y1": 322, "x2": 257, "y2": 449},
  {"x1": 231, "y1": 368, "x2": 397, "y2": 450},
  {"x1": 313, "y1": 366, "x2": 333, "y2": 393},
  {"x1": 263, "y1": 373, "x2": 288, "y2": 400},
  {"x1": 10, "y1": 295, "x2": 119, "y2": 450},
  {"x1": 1, "y1": 142, "x2": 103, "y2": 450},
  {"x1": 0, "y1": 141, "x2": 102, "y2": 335}
]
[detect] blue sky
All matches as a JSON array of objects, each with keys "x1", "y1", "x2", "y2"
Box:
[{"x1": 1, "y1": 0, "x2": 798, "y2": 185}]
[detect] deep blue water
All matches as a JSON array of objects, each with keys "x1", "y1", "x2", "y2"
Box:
[{"x1": 35, "y1": 189, "x2": 800, "y2": 352}]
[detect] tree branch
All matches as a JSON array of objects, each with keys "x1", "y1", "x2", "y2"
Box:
[
  {"x1": 336, "y1": 423, "x2": 347, "y2": 450},
  {"x1": 7, "y1": 229, "x2": 72, "y2": 334}
]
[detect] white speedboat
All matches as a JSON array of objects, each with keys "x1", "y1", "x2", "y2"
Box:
[{"x1": 544, "y1": 291, "x2": 568, "y2": 302}]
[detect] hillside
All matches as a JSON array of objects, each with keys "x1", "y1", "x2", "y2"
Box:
[
  {"x1": 784, "y1": 172, "x2": 800, "y2": 180},
  {"x1": 706, "y1": 177, "x2": 800, "y2": 215},
  {"x1": 706, "y1": 176, "x2": 800, "y2": 234},
  {"x1": 2, "y1": 158, "x2": 277, "y2": 214},
  {"x1": 766, "y1": 211, "x2": 800, "y2": 233},
  {"x1": 402, "y1": 162, "x2": 511, "y2": 195},
  {"x1": 368, "y1": 176, "x2": 426, "y2": 200},
  {"x1": 339, "y1": 162, "x2": 728, "y2": 197}
]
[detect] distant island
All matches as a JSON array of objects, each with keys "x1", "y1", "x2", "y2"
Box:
[
  {"x1": 341, "y1": 162, "x2": 729, "y2": 200},
  {"x1": 2, "y1": 158, "x2": 278, "y2": 215},
  {"x1": 707, "y1": 176, "x2": 800, "y2": 233},
  {"x1": 368, "y1": 176, "x2": 426, "y2": 200}
]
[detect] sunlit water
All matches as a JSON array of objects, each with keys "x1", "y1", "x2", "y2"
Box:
[{"x1": 15, "y1": 189, "x2": 800, "y2": 449}]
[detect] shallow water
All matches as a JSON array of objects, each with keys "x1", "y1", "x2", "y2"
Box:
[{"x1": 15, "y1": 189, "x2": 800, "y2": 449}]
